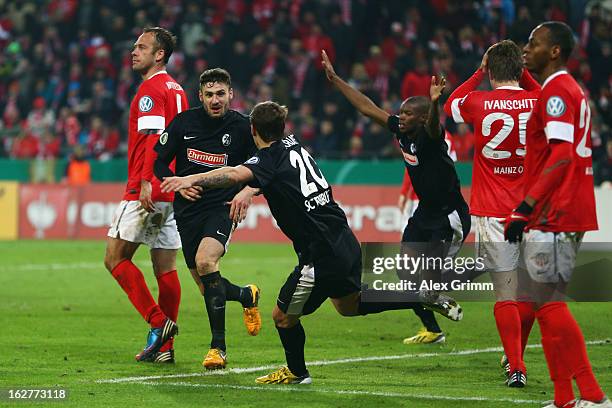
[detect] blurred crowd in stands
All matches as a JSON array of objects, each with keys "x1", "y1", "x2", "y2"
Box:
[{"x1": 0, "y1": 0, "x2": 611, "y2": 185}]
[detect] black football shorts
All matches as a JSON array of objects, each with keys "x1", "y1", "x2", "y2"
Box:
[
  {"x1": 176, "y1": 207, "x2": 234, "y2": 269},
  {"x1": 277, "y1": 228, "x2": 362, "y2": 316}
]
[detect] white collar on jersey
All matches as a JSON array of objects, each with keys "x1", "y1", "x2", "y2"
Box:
[
  {"x1": 145, "y1": 70, "x2": 168, "y2": 80},
  {"x1": 542, "y1": 70, "x2": 568, "y2": 88},
  {"x1": 496, "y1": 86, "x2": 523, "y2": 90}
]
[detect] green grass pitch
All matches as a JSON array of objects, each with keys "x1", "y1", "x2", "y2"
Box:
[{"x1": 0, "y1": 240, "x2": 610, "y2": 407}]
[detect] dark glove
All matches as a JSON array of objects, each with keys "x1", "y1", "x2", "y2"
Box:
[{"x1": 503, "y1": 201, "x2": 533, "y2": 243}]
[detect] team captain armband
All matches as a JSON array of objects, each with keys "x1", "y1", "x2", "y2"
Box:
[{"x1": 543, "y1": 93, "x2": 575, "y2": 143}]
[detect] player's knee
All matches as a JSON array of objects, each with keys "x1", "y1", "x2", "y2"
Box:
[
  {"x1": 195, "y1": 256, "x2": 218, "y2": 274},
  {"x1": 272, "y1": 308, "x2": 299, "y2": 328}
]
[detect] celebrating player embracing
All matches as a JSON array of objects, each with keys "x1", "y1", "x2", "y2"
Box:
[{"x1": 160, "y1": 101, "x2": 462, "y2": 384}]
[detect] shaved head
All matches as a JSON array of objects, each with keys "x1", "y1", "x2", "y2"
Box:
[{"x1": 404, "y1": 96, "x2": 430, "y2": 116}]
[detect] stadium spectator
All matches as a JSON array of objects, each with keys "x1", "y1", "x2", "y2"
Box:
[
  {"x1": 595, "y1": 137, "x2": 612, "y2": 187},
  {"x1": 400, "y1": 60, "x2": 430, "y2": 99},
  {"x1": 11, "y1": 131, "x2": 38, "y2": 159},
  {"x1": 0, "y1": 0, "x2": 609, "y2": 185},
  {"x1": 0, "y1": 108, "x2": 22, "y2": 156},
  {"x1": 360, "y1": 120, "x2": 395, "y2": 159},
  {"x1": 25, "y1": 97, "x2": 54, "y2": 139},
  {"x1": 63, "y1": 144, "x2": 91, "y2": 186},
  {"x1": 452, "y1": 123, "x2": 475, "y2": 161}
]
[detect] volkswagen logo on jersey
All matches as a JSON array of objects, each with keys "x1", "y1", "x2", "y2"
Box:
[
  {"x1": 139, "y1": 95, "x2": 154, "y2": 112},
  {"x1": 546, "y1": 96, "x2": 566, "y2": 117},
  {"x1": 222, "y1": 133, "x2": 231, "y2": 146}
]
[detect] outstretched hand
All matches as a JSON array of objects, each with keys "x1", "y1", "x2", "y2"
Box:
[
  {"x1": 178, "y1": 186, "x2": 203, "y2": 202},
  {"x1": 161, "y1": 176, "x2": 195, "y2": 193},
  {"x1": 429, "y1": 75, "x2": 446, "y2": 102},
  {"x1": 321, "y1": 50, "x2": 337, "y2": 82}
]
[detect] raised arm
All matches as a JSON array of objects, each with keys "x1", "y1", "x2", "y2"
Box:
[
  {"x1": 443, "y1": 69, "x2": 484, "y2": 119},
  {"x1": 426, "y1": 75, "x2": 446, "y2": 139},
  {"x1": 321, "y1": 50, "x2": 390, "y2": 128},
  {"x1": 443, "y1": 46, "x2": 492, "y2": 121}
]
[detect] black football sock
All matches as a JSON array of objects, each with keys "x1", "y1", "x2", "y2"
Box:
[
  {"x1": 358, "y1": 289, "x2": 420, "y2": 315},
  {"x1": 200, "y1": 272, "x2": 226, "y2": 351},
  {"x1": 276, "y1": 323, "x2": 308, "y2": 377},
  {"x1": 413, "y1": 305, "x2": 442, "y2": 333},
  {"x1": 220, "y1": 276, "x2": 242, "y2": 302},
  {"x1": 358, "y1": 300, "x2": 421, "y2": 315}
]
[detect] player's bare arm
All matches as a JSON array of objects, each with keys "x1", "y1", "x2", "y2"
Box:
[
  {"x1": 321, "y1": 50, "x2": 390, "y2": 127},
  {"x1": 140, "y1": 128, "x2": 164, "y2": 212},
  {"x1": 426, "y1": 75, "x2": 446, "y2": 139},
  {"x1": 161, "y1": 165, "x2": 254, "y2": 192}
]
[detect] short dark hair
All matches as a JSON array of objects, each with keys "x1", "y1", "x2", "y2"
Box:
[
  {"x1": 540, "y1": 21, "x2": 575, "y2": 62},
  {"x1": 250, "y1": 101, "x2": 288, "y2": 142},
  {"x1": 487, "y1": 40, "x2": 523, "y2": 82},
  {"x1": 143, "y1": 27, "x2": 176, "y2": 64},
  {"x1": 199, "y1": 68, "x2": 232, "y2": 88},
  {"x1": 404, "y1": 96, "x2": 430, "y2": 116}
]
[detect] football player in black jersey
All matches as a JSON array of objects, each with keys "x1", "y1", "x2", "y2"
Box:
[
  {"x1": 322, "y1": 50, "x2": 470, "y2": 346},
  {"x1": 154, "y1": 69, "x2": 261, "y2": 370},
  {"x1": 160, "y1": 101, "x2": 462, "y2": 384}
]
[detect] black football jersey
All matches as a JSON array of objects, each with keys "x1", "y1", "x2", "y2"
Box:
[
  {"x1": 242, "y1": 135, "x2": 351, "y2": 263},
  {"x1": 154, "y1": 106, "x2": 256, "y2": 219},
  {"x1": 387, "y1": 115, "x2": 466, "y2": 216}
]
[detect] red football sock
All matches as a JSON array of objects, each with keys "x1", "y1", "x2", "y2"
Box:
[
  {"x1": 537, "y1": 302, "x2": 604, "y2": 405},
  {"x1": 540, "y1": 331, "x2": 575, "y2": 407},
  {"x1": 494, "y1": 301, "x2": 524, "y2": 372},
  {"x1": 111, "y1": 259, "x2": 166, "y2": 328},
  {"x1": 157, "y1": 270, "x2": 181, "y2": 352},
  {"x1": 517, "y1": 301, "x2": 536, "y2": 357},
  {"x1": 157, "y1": 270, "x2": 181, "y2": 322}
]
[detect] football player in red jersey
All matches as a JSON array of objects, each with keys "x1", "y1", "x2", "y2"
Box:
[
  {"x1": 444, "y1": 40, "x2": 540, "y2": 387},
  {"x1": 103, "y1": 27, "x2": 189, "y2": 363},
  {"x1": 505, "y1": 22, "x2": 610, "y2": 408}
]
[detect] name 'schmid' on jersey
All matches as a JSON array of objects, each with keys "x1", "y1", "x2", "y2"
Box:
[{"x1": 242, "y1": 135, "x2": 351, "y2": 261}]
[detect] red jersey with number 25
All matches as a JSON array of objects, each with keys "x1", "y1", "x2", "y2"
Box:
[
  {"x1": 524, "y1": 70, "x2": 597, "y2": 232},
  {"x1": 445, "y1": 69, "x2": 539, "y2": 217},
  {"x1": 125, "y1": 70, "x2": 188, "y2": 202}
]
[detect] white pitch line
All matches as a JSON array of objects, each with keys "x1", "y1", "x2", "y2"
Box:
[
  {"x1": 0, "y1": 257, "x2": 296, "y2": 272},
  {"x1": 133, "y1": 380, "x2": 541, "y2": 405},
  {"x1": 95, "y1": 339, "x2": 610, "y2": 384}
]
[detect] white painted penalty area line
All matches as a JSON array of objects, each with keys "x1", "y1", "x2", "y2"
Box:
[
  {"x1": 133, "y1": 380, "x2": 542, "y2": 405},
  {"x1": 0, "y1": 257, "x2": 296, "y2": 272},
  {"x1": 95, "y1": 339, "x2": 611, "y2": 384}
]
